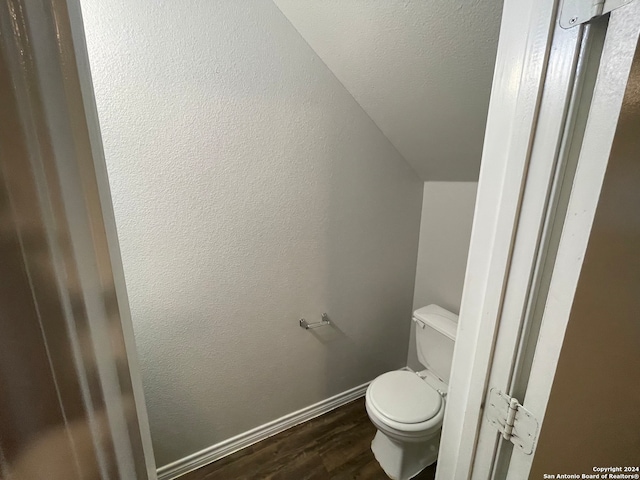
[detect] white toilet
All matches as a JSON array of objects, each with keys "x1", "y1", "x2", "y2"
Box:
[{"x1": 365, "y1": 304, "x2": 458, "y2": 480}]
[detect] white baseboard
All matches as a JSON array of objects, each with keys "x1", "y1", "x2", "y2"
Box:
[{"x1": 156, "y1": 382, "x2": 371, "y2": 480}]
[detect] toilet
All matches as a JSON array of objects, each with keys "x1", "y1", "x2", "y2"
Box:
[{"x1": 365, "y1": 304, "x2": 458, "y2": 480}]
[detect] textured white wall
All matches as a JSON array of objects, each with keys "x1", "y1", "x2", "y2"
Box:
[
  {"x1": 80, "y1": 0, "x2": 423, "y2": 468},
  {"x1": 272, "y1": 0, "x2": 502, "y2": 181},
  {"x1": 408, "y1": 182, "x2": 478, "y2": 370}
]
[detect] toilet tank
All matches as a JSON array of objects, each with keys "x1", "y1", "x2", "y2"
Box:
[{"x1": 414, "y1": 305, "x2": 458, "y2": 383}]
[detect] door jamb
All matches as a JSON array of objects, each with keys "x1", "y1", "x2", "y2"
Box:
[
  {"x1": 437, "y1": 0, "x2": 576, "y2": 477},
  {"x1": 438, "y1": 0, "x2": 640, "y2": 478},
  {"x1": 505, "y1": 2, "x2": 640, "y2": 476}
]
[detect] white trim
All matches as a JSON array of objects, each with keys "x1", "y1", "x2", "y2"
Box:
[
  {"x1": 506, "y1": 2, "x2": 640, "y2": 478},
  {"x1": 65, "y1": 0, "x2": 158, "y2": 477},
  {"x1": 156, "y1": 382, "x2": 371, "y2": 480},
  {"x1": 440, "y1": 0, "x2": 640, "y2": 476},
  {"x1": 436, "y1": 0, "x2": 559, "y2": 478},
  {"x1": 470, "y1": 16, "x2": 586, "y2": 478}
]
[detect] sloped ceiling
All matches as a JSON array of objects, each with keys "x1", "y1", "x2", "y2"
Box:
[{"x1": 273, "y1": 0, "x2": 503, "y2": 181}]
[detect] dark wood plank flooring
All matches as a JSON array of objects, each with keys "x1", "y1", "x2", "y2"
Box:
[{"x1": 180, "y1": 398, "x2": 437, "y2": 480}]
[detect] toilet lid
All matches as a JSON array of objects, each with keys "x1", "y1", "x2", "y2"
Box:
[{"x1": 369, "y1": 371, "x2": 442, "y2": 424}]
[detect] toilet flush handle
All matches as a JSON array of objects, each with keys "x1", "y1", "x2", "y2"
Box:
[{"x1": 413, "y1": 318, "x2": 426, "y2": 329}]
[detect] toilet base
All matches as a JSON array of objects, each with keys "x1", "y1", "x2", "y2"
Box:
[{"x1": 371, "y1": 430, "x2": 439, "y2": 480}]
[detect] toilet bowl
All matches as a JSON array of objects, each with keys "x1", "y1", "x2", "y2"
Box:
[{"x1": 365, "y1": 305, "x2": 458, "y2": 480}]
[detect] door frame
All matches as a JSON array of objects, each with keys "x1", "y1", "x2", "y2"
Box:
[
  {"x1": 64, "y1": 0, "x2": 159, "y2": 476},
  {"x1": 437, "y1": 0, "x2": 640, "y2": 478},
  {"x1": 1, "y1": 0, "x2": 157, "y2": 477},
  {"x1": 505, "y1": 2, "x2": 640, "y2": 477},
  {"x1": 437, "y1": 0, "x2": 563, "y2": 475}
]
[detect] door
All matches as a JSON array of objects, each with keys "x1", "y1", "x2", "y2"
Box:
[{"x1": 437, "y1": 0, "x2": 640, "y2": 478}]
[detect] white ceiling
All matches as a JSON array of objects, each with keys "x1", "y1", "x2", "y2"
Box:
[{"x1": 272, "y1": 0, "x2": 503, "y2": 181}]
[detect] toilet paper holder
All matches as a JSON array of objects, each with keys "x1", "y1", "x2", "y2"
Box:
[{"x1": 299, "y1": 313, "x2": 330, "y2": 330}]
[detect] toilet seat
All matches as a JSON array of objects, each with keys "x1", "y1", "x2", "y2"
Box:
[
  {"x1": 368, "y1": 371, "x2": 442, "y2": 424},
  {"x1": 365, "y1": 371, "x2": 445, "y2": 437}
]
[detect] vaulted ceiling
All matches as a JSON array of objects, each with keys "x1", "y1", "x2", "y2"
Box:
[{"x1": 273, "y1": 0, "x2": 503, "y2": 181}]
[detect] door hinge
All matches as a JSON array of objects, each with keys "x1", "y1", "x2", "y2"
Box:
[
  {"x1": 485, "y1": 388, "x2": 539, "y2": 455},
  {"x1": 560, "y1": 0, "x2": 635, "y2": 28}
]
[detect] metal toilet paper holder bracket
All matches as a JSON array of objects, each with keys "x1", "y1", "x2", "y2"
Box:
[{"x1": 299, "y1": 313, "x2": 330, "y2": 330}]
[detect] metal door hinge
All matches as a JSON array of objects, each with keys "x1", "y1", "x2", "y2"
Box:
[
  {"x1": 560, "y1": 0, "x2": 635, "y2": 28},
  {"x1": 485, "y1": 388, "x2": 539, "y2": 455}
]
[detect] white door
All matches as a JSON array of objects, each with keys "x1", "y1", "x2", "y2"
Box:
[{"x1": 437, "y1": 0, "x2": 640, "y2": 478}]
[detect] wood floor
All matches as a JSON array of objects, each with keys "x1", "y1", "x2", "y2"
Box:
[{"x1": 180, "y1": 398, "x2": 437, "y2": 480}]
